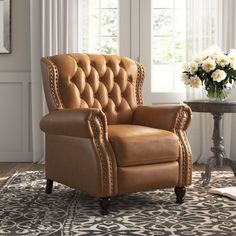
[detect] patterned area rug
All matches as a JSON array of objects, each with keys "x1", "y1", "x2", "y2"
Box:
[{"x1": 0, "y1": 171, "x2": 236, "y2": 236}]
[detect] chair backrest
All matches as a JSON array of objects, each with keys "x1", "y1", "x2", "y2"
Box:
[{"x1": 41, "y1": 54, "x2": 144, "y2": 124}]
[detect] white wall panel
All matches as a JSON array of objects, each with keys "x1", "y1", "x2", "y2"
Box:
[
  {"x1": 0, "y1": 83, "x2": 22, "y2": 152},
  {"x1": 0, "y1": 72, "x2": 32, "y2": 162}
]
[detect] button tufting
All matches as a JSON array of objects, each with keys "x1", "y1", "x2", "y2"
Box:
[{"x1": 47, "y1": 53, "x2": 139, "y2": 124}]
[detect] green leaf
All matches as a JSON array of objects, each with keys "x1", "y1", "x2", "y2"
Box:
[{"x1": 228, "y1": 69, "x2": 236, "y2": 77}]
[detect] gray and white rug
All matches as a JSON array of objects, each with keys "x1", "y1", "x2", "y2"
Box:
[{"x1": 0, "y1": 171, "x2": 236, "y2": 235}]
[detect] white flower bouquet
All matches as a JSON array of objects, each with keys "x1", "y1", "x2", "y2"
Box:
[{"x1": 181, "y1": 46, "x2": 236, "y2": 100}]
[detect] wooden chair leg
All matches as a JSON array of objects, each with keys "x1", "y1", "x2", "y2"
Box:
[
  {"x1": 175, "y1": 187, "x2": 186, "y2": 204},
  {"x1": 99, "y1": 197, "x2": 111, "y2": 215},
  {"x1": 46, "y1": 179, "x2": 53, "y2": 194}
]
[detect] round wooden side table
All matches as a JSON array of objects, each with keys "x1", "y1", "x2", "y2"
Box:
[{"x1": 184, "y1": 100, "x2": 236, "y2": 186}]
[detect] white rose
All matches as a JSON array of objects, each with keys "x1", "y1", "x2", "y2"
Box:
[
  {"x1": 202, "y1": 58, "x2": 216, "y2": 72},
  {"x1": 190, "y1": 76, "x2": 201, "y2": 88},
  {"x1": 228, "y1": 49, "x2": 236, "y2": 68},
  {"x1": 210, "y1": 51, "x2": 224, "y2": 59},
  {"x1": 211, "y1": 69, "x2": 227, "y2": 83},
  {"x1": 181, "y1": 73, "x2": 190, "y2": 85},
  {"x1": 182, "y1": 63, "x2": 190, "y2": 72},
  {"x1": 216, "y1": 55, "x2": 230, "y2": 67},
  {"x1": 229, "y1": 55, "x2": 236, "y2": 65},
  {"x1": 189, "y1": 62, "x2": 198, "y2": 74},
  {"x1": 209, "y1": 45, "x2": 222, "y2": 52},
  {"x1": 201, "y1": 50, "x2": 210, "y2": 60},
  {"x1": 229, "y1": 49, "x2": 236, "y2": 55},
  {"x1": 193, "y1": 54, "x2": 203, "y2": 64},
  {"x1": 230, "y1": 61, "x2": 236, "y2": 70},
  {"x1": 208, "y1": 45, "x2": 224, "y2": 59}
]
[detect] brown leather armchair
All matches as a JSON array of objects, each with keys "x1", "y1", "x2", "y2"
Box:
[{"x1": 40, "y1": 54, "x2": 192, "y2": 214}]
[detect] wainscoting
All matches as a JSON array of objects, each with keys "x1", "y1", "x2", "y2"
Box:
[{"x1": 0, "y1": 72, "x2": 32, "y2": 162}]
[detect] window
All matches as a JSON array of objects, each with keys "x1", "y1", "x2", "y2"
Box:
[
  {"x1": 80, "y1": 0, "x2": 119, "y2": 54},
  {"x1": 152, "y1": 0, "x2": 186, "y2": 93},
  {"x1": 77, "y1": 0, "x2": 188, "y2": 103}
]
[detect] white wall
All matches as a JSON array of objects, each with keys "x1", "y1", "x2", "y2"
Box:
[
  {"x1": 0, "y1": 0, "x2": 30, "y2": 71},
  {"x1": 0, "y1": 0, "x2": 32, "y2": 161}
]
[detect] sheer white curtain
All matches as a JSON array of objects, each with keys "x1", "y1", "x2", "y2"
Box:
[
  {"x1": 186, "y1": 0, "x2": 236, "y2": 163},
  {"x1": 30, "y1": 0, "x2": 80, "y2": 162}
]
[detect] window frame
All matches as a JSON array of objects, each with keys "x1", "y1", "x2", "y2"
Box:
[{"x1": 139, "y1": 0, "x2": 186, "y2": 104}]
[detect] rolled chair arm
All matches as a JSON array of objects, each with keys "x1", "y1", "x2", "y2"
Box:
[
  {"x1": 132, "y1": 104, "x2": 192, "y2": 132},
  {"x1": 40, "y1": 108, "x2": 117, "y2": 196},
  {"x1": 40, "y1": 108, "x2": 105, "y2": 138},
  {"x1": 133, "y1": 104, "x2": 192, "y2": 186}
]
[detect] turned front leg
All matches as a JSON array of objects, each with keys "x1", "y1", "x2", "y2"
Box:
[
  {"x1": 175, "y1": 187, "x2": 186, "y2": 204},
  {"x1": 46, "y1": 179, "x2": 53, "y2": 194},
  {"x1": 99, "y1": 197, "x2": 111, "y2": 215}
]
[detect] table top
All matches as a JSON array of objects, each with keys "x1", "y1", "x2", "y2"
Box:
[{"x1": 184, "y1": 99, "x2": 236, "y2": 113}]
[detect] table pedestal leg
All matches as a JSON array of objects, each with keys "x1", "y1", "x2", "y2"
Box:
[
  {"x1": 201, "y1": 112, "x2": 236, "y2": 186},
  {"x1": 201, "y1": 157, "x2": 217, "y2": 187}
]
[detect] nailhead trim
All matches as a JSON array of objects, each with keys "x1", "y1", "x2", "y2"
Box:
[
  {"x1": 136, "y1": 63, "x2": 145, "y2": 106},
  {"x1": 46, "y1": 57, "x2": 64, "y2": 109},
  {"x1": 175, "y1": 105, "x2": 193, "y2": 186},
  {"x1": 89, "y1": 111, "x2": 113, "y2": 196}
]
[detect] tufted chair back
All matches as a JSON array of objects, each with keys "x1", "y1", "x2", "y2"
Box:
[{"x1": 41, "y1": 54, "x2": 144, "y2": 124}]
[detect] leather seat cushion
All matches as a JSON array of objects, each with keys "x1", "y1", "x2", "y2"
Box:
[{"x1": 108, "y1": 125, "x2": 179, "y2": 167}]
